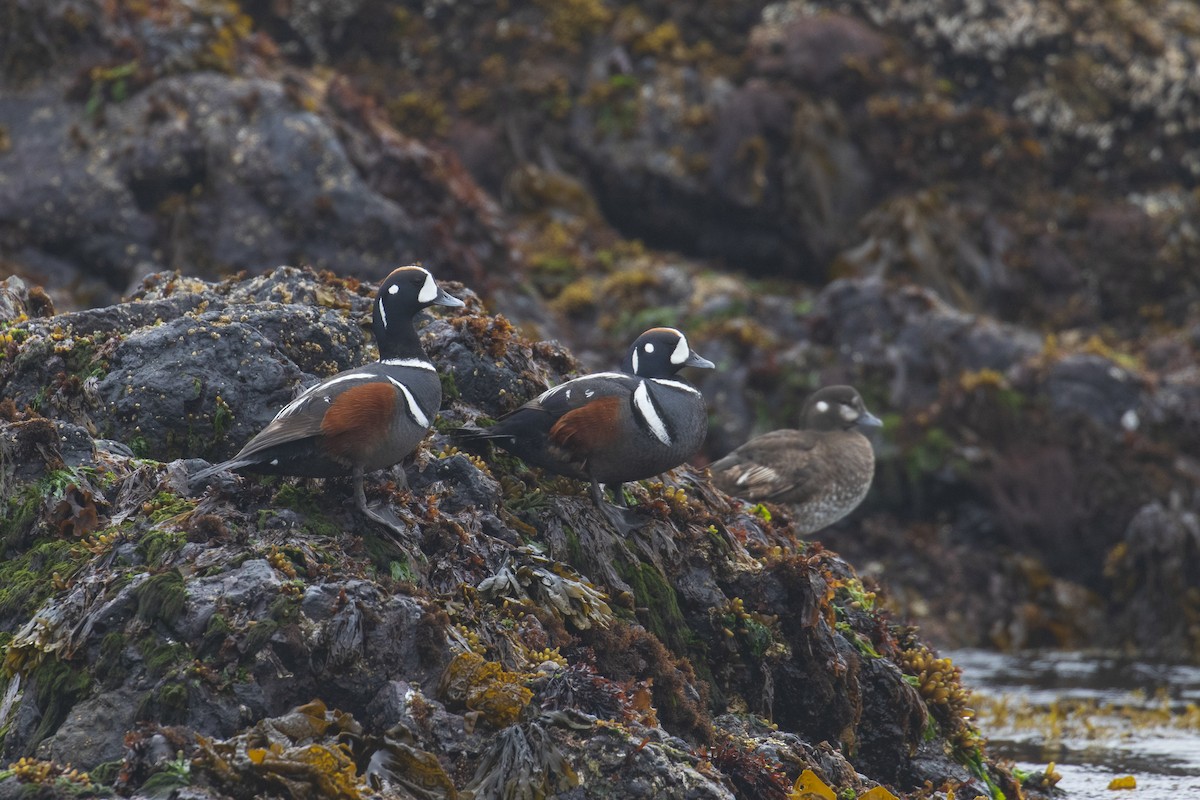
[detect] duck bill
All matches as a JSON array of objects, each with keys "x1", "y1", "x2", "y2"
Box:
[
  {"x1": 858, "y1": 411, "x2": 884, "y2": 428},
  {"x1": 434, "y1": 288, "x2": 465, "y2": 308},
  {"x1": 685, "y1": 351, "x2": 715, "y2": 370}
]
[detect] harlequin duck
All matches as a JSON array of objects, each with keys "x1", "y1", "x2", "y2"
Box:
[
  {"x1": 709, "y1": 385, "x2": 881, "y2": 534},
  {"x1": 457, "y1": 327, "x2": 714, "y2": 532},
  {"x1": 192, "y1": 266, "x2": 463, "y2": 530}
]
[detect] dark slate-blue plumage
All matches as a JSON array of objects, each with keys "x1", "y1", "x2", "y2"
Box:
[
  {"x1": 192, "y1": 266, "x2": 463, "y2": 522},
  {"x1": 457, "y1": 327, "x2": 714, "y2": 530}
]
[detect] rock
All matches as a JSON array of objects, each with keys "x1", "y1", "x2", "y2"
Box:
[
  {"x1": 749, "y1": 8, "x2": 887, "y2": 86},
  {"x1": 37, "y1": 687, "x2": 141, "y2": 769},
  {"x1": 0, "y1": 270, "x2": 1028, "y2": 797},
  {"x1": 0, "y1": 20, "x2": 511, "y2": 310},
  {"x1": 809, "y1": 278, "x2": 1041, "y2": 409},
  {"x1": 1107, "y1": 498, "x2": 1200, "y2": 660},
  {"x1": 1042, "y1": 354, "x2": 1142, "y2": 429}
]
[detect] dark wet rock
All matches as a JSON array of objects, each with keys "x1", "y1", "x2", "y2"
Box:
[
  {"x1": 1041, "y1": 354, "x2": 1143, "y2": 429},
  {"x1": 749, "y1": 9, "x2": 887, "y2": 86},
  {"x1": 808, "y1": 278, "x2": 1042, "y2": 409},
  {"x1": 3, "y1": 0, "x2": 1200, "y2": 789},
  {"x1": 0, "y1": 12, "x2": 513, "y2": 311},
  {"x1": 94, "y1": 316, "x2": 308, "y2": 463},
  {"x1": 1106, "y1": 498, "x2": 1200, "y2": 659},
  {"x1": 37, "y1": 686, "x2": 140, "y2": 768}
]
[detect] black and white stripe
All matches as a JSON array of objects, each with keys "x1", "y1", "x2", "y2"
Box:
[{"x1": 632, "y1": 380, "x2": 673, "y2": 446}]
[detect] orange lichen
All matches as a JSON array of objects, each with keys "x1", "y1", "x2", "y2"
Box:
[
  {"x1": 7, "y1": 757, "x2": 92, "y2": 788},
  {"x1": 958, "y1": 368, "x2": 1008, "y2": 392},
  {"x1": 440, "y1": 651, "x2": 533, "y2": 728}
]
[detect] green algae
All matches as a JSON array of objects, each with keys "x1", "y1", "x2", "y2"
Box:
[
  {"x1": 134, "y1": 569, "x2": 187, "y2": 625},
  {"x1": 0, "y1": 538, "x2": 85, "y2": 622},
  {"x1": 135, "y1": 528, "x2": 185, "y2": 567},
  {"x1": 212, "y1": 395, "x2": 234, "y2": 437},
  {"x1": 30, "y1": 657, "x2": 93, "y2": 749},
  {"x1": 272, "y1": 483, "x2": 343, "y2": 538},
  {"x1": 146, "y1": 492, "x2": 197, "y2": 524},
  {"x1": 138, "y1": 635, "x2": 191, "y2": 679},
  {"x1": 617, "y1": 559, "x2": 692, "y2": 656},
  {"x1": 94, "y1": 632, "x2": 128, "y2": 687}
]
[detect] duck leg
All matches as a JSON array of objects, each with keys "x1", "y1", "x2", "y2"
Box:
[
  {"x1": 588, "y1": 476, "x2": 642, "y2": 534},
  {"x1": 352, "y1": 466, "x2": 411, "y2": 543},
  {"x1": 609, "y1": 483, "x2": 630, "y2": 507}
]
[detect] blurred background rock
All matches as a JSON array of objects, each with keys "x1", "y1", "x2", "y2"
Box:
[{"x1": 3, "y1": 0, "x2": 1199, "y2": 662}]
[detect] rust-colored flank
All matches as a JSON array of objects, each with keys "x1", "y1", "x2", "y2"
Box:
[
  {"x1": 320, "y1": 382, "x2": 396, "y2": 461},
  {"x1": 549, "y1": 396, "x2": 621, "y2": 454}
]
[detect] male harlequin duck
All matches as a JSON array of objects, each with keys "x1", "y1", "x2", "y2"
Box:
[
  {"x1": 456, "y1": 327, "x2": 714, "y2": 532},
  {"x1": 192, "y1": 266, "x2": 463, "y2": 530},
  {"x1": 709, "y1": 385, "x2": 882, "y2": 534}
]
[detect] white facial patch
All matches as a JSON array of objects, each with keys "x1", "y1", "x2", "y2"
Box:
[
  {"x1": 377, "y1": 300, "x2": 389, "y2": 330},
  {"x1": 670, "y1": 332, "x2": 689, "y2": 365},
  {"x1": 633, "y1": 381, "x2": 672, "y2": 445},
  {"x1": 815, "y1": 400, "x2": 829, "y2": 413},
  {"x1": 418, "y1": 270, "x2": 438, "y2": 303},
  {"x1": 840, "y1": 404, "x2": 859, "y2": 422},
  {"x1": 644, "y1": 342, "x2": 655, "y2": 353},
  {"x1": 631, "y1": 349, "x2": 640, "y2": 375},
  {"x1": 388, "y1": 284, "x2": 400, "y2": 295},
  {"x1": 389, "y1": 377, "x2": 430, "y2": 427}
]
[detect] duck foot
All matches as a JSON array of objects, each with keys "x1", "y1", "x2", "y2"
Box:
[
  {"x1": 359, "y1": 501, "x2": 414, "y2": 547},
  {"x1": 599, "y1": 502, "x2": 647, "y2": 535},
  {"x1": 590, "y1": 478, "x2": 645, "y2": 534},
  {"x1": 353, "y1": 469, "x2": 414, "y2": 547}
]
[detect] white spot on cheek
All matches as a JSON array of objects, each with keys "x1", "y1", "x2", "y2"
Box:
[
  {"x1": 644, "y1": 342, "x2": 655, "y2": 353},
  {"x1": 841, "y1": 405, "x2": 858, "y2": 421},
  {"x1": 418, "y1": 271, "x2": 438, "y2": 303},
  {"x1": 815, "y1": 401, "x2": 829, "y2": 413},
  {"x1": 387, "y1": 284, "x2": 400, "y2": 295},
  {"x1": 270, "y1": 459, "x2": 279, "y2": 466},
  {"x1": 670, "y1": 334, "x2": 689, "y2": 365}
]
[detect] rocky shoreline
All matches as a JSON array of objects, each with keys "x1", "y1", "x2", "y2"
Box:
[
  {"x1": 1, "y1": 269, "x2": 1028, "y2": 798},
  {"x1": 4, "y1": 0, "x2": 1200, "y2": 795}
]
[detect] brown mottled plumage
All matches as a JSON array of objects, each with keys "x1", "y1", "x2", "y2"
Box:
[{"x1": 710, "y1": 385, "x2": 881, "y2": 534}]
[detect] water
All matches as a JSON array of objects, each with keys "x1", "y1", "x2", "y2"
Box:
[{"x1": 951, "y1": 650, "x2": 1200, "y2": 797}]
